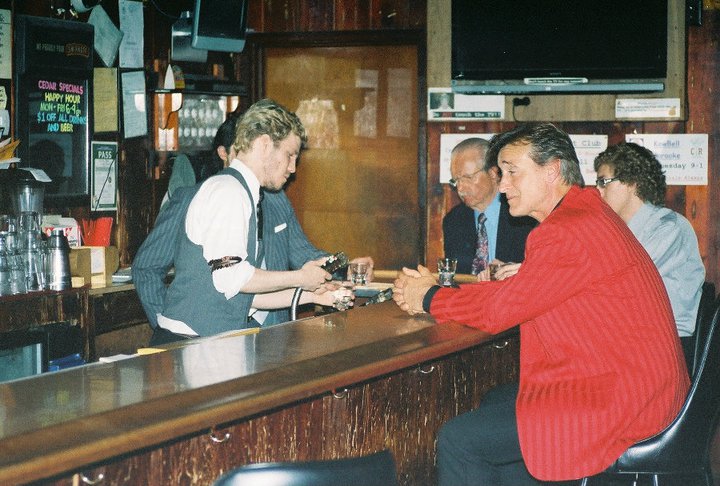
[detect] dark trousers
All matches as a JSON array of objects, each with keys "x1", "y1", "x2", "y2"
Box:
[
  {"x1": 437, "y1": 382, "x2": 543, "y2": 486},
  {"x1": 437, "y1": 383, "x2": 591, "y2": 486},
  {"x1": 148, "y1": 326, "x2": 192, "y2": 347}
]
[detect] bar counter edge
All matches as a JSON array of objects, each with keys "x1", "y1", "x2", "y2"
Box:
[{"x1": 0, "y1": 301, "x2": 520, "y2": 486}]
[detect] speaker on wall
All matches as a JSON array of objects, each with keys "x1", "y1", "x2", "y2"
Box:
[{"x1": 686, "y1": 0, "x2": 702, "y2": 26}]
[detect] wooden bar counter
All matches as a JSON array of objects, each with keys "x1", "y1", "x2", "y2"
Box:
[{"x1": 0, "y1": 301, "x2": 519, "y2": 486}]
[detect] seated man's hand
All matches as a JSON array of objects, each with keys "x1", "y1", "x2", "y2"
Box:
[
  {"x1": 392, "y1": 265, "x2": 436, "y2": 315},
  {"x1": 476, "y1": 260, "x2": 521, "y2": 282},
  {"x1": 493, "y1": 261, "x2": 521, "y2": 281},
  {"x1": 476, "y1": 267, "x2": 492, "y2": 282}
]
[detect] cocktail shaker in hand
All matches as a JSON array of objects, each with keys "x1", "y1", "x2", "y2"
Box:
[{"x1": 46, "y1": 228, "x2": 71, "y2": 291}]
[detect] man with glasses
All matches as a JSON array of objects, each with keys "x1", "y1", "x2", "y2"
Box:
[
  {"x1": 595, "y1": 142, "x2": 704, "y2": 365},
  {"x1": 393, "y1": 124, "x2": 689, "y2": 485},
  {"x1": 443, "y1": 137, "x2": 536, "y2": 276}
]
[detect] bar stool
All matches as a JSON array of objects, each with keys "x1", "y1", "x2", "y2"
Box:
[{"x1": 213, "y1": 450, "x2": 398, "y2": 486}]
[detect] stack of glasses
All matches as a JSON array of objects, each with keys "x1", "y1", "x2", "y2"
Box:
[{"x1": 0, "y1": 211, "x2": 48, "y2": 296}]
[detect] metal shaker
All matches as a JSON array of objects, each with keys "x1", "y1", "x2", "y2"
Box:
[{"x1": 46, "y1": 228, "x2": 71, "y2": 291}]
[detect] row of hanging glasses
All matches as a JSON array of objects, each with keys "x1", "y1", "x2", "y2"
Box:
[{"x1": 0, "y1": 211, "x2": 48, "y2": 296}]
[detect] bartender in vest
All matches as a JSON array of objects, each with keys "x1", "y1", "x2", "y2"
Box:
[{"x1": 159, "y1": 99, "x2": 350, "y2": 338}]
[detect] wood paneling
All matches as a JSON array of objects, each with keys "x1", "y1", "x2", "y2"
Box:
[
  {"x1": 248, "y1": 0, "x2": 426, "y2": 32},
  {"x1": 258, "y1": 32, "x2": 425, "y2": 268},
  {"x1": 686, "y1": 10, "x2": 720, "y2": 288}
]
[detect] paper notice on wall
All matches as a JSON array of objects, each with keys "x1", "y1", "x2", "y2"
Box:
[
  {"x1": 0, "y1": 10, "x2": 10, "y2": 79},
  {"x1": 625, "y1": 133, "x2": 708, "y2": 185},
  {"x1": 94, "y1": 68, "x2": 118, "y2": 132},
  {"x1": 120, "y1": 70, "x2": 147, "y2": 139},
  {"x1": 89, "y1": 6, "x2": 123, "y2": 67},
  {"x1": 570, "y1": 134, "x2": 608, "y2": 186},
  {"x1": 118, "y1": 0, "x2": 144, "y2": 68},
  {"x1": 615, "y1": 98, "x2": 681, "y2": 119},
  {"x1": 429, "y1": 88, "x2": 504, "y2": 122}
]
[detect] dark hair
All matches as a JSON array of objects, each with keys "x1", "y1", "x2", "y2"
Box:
[
  {"x1": 193, "y1": 112, "x2": 241, "y2": 182},
  {"x1": 593, "y1": 142, "x2": 666, "y2": 206},
  {"x1": 486, "y1": 123, "x2": 584, "y2": 186},
  {"x1": 212, "y1": 111, "x2": 241, "y2": 154}
]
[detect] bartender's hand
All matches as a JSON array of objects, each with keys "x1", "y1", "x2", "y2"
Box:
[
  {"x1": 393, "y1": 265, "x2": 436, "y2": 316},
  {"x1": 297, "y1": 257, "x2": 332, "y2": 291},
  {"x1": 311, "y1": 281, "x2": 354, "y2": 310},
  {"x1": 348, "y1": 256, "x2": 374, "y2": 282}
]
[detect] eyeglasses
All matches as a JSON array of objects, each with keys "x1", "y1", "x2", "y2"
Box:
[
  {"x1": 449, "y1": 168, "x2": 484, "y2": 188},
  {"x1": 595, "y1": 176, "x2": 619, "y2": 189}
]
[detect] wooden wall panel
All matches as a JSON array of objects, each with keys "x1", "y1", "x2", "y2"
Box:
[
  {"x1": 686, "y1": 10, "x2": 720, "y2": 287},
  {"x1": 263, "y1": 40, "x2": 422, "y2": 268},
  {"x1": 250, "y1": 0, "x2": 425, "y2": 32}
]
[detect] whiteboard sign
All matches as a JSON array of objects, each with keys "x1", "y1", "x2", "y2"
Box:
[{"x1": 625, "y1": 133, "x2": 708, "y2": 185}]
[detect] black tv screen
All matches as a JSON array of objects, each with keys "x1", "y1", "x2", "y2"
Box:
[
  {"x1": 192, "y1": 0, "x2": 249, "y2": 53},
  {"x1": 452, "y1": 0, "x2": 667, "y2": 88}
]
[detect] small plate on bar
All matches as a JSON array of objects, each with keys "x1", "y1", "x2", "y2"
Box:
[{"x1": 354, "y1": 282, "x2": 393, "y2": 298}]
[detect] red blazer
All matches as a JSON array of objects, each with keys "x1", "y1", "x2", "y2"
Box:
[{"x1": 430, "y1": 186, "x2": 689, "y2": 481}]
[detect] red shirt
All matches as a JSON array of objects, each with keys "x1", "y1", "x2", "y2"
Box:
[{"x1": 430, "y1": 186, "x2": 689, "y2": 480}]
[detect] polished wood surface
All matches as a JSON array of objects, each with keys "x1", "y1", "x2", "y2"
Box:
[
  {"x1": 374, "y1": 268, "x2": 478, "y2": 284},
  {"x1": 0, "y1": 302, "x2": 500, "y2": 485}
]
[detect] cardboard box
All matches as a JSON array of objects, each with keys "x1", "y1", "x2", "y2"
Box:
[{"x1": 69, "y1": 246, "x2": 119, "y2": 286}]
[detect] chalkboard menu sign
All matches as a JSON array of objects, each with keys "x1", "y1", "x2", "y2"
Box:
[{"x1": 14, "y1": 15, "x2": 94, "y2": 204}]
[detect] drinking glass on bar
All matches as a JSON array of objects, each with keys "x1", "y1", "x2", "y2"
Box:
[
  {"x1": 437, "y1": 257, "x2": 458, "y2": 287},
  {"x1": 349, "y1": 262, "x2": 369, "y2": 286}
]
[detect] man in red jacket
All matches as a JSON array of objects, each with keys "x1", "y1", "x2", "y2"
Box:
[{"x1": 393, "y1": 124, "x2": 689, "y2": 485}]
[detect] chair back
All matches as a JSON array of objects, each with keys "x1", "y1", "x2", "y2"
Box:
[
  {"x1": 213, "y1": 450, "x2": 398, "y2": 486},
  {"x1": 691, "y1": 282, "x2": 716, "y2": 377},
  {"x1": 612, "y1": 296, "x2": 720, "y2": 474}
]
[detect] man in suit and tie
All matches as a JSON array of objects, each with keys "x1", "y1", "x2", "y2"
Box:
[{"x1": 443, "y1": 137, "x2": 535, "y2": 276}]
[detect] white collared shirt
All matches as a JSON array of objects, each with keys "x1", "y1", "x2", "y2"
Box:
[{"x1": 186, "y1": 159, "x2": 260, "y2": 299}]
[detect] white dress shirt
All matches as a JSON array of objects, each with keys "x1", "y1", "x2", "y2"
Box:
[{"x1": 158, "y1": 159, "x2": 264, "y2": 335}]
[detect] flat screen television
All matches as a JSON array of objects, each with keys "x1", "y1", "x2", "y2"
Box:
[
  {"x1": 192, "y1": 0, "x2": 249, "y2": 53},
  {"x1": 451, "y1": 0, "x2": 668, "y2": 94}
]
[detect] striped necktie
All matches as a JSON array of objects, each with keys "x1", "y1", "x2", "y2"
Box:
[{"x1": 471, "y1": 213, "x2": 488, "y2": 275}]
